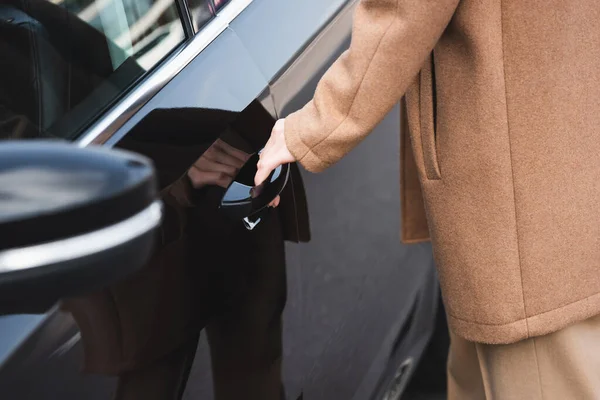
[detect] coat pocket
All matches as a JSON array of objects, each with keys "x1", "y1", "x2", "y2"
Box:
[
  {"x1": 418, "y1": 53, "x2": 442, "y2": 180},
  {"x1": 400, "y1": 98, "x2": 431, "y2": 243}
]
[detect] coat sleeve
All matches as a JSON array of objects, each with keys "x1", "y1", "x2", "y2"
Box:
[{"x1": 284, "y1": 0, "x2": 459, "y2": 172}]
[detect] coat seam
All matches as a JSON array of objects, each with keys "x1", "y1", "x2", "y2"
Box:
[
  {"x1": 447, "y1": 311, "x2": 519, "y2": 326},
  {"x1": 447, "y1": 289, "x2": 600, "y2": 326},
  {"x1": 298, "y1": 0, "x2": 401, "y2": 162},
  {"x1": 499, "y1": 0, "x2": 530, "y2": 337}
]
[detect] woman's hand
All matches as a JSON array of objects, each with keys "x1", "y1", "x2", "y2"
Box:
[{"x1": 254, "y1": 119, "x2": 296, "y2": 207}]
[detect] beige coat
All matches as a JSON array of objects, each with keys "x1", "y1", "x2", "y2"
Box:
[{"x1": 285, "y1": 0, "x2": 600, "y2": 344}]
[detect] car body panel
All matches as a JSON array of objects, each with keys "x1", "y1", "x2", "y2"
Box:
[
  {"x1": 103, "y1": 26, "x2": 269, "y2": 147},
  {"x1": 280, "y1": 106, "x2": 437, "y2": 399},
  {"x1": 0, "y1": 315, "x2": 46, "y2": 366},
  {"x1": 231, "y1": 0, "x2": 357, "y2": 118},
  {"x1": 232, "y1": 1, "x2": 439, "y2": 396},
  {"x1": 0, "y1": 0, "x2": 439, "y2": 398},
  {"x1": 0, "y1": 307, "x2": 117, "y2": 399},
  {"x1": 230, "y1": 0, "x2": 350, "y2": 82}
]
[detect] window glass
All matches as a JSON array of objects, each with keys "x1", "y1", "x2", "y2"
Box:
[
  {"x1": 0, "y1": 0, "x2": 185, "y2": 140},
  {"x1": 212, "y1": 0, "x2": 230, "y2": 11},
  {"x1": 186, "y1": 0, "x2": 213, "y2": 32}
]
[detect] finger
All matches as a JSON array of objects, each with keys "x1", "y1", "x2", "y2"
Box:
[
  {"x1": 269, "y1": 196, "x2": 281, "y2": 208},
  {"x1": 192, "y1": 157, "x2": 237, "y2": 177},
  {"x1": 255, "y1": 151, "x2": 285, "y2": 185},
  {"x1": 205, "y1": 146, "x2": 246, "y2": 169},
  {"x1": 272, "y1": 119, "x2": 285, "y2": 134},
  {"x1": 214, "y1": 139, "x2": 252, "y2": 164},
  {"x1": 255, "y1": 162, "x2": 275, "y2": 186},
  {"x1": 188, "y1": 169, "x2": 234, "y2": 189}
]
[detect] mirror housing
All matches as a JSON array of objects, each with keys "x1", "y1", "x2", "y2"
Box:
[{"x1": 0, "y1": 141, "x2": 161, "y2": 315}]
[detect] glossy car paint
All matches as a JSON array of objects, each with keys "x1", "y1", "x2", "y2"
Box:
[
  {"x1": 0, "y1": 0, "x2": 439, "y2": 398},
  {"x1": 101, "y1": 27, "x2": 268, "y2": 147},
  {"x1": 236, "y1": 1, "x2": 438, "y2": 397}
]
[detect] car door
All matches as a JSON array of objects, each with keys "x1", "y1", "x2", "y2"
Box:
[
  {"x1": 0, "y1": 0, "x2": 190, "y2": 397},
  {"x1": 0, "y1": 0, "x2": 441, "y2": 399},
  {"x1": 233, "y1": 1, "x2": 440, "y2": 399},
  {"x1": 0, "y1": 0, "x2": 194, "y2": 398},
  {"x1": 0, "y1": 0, "x2": 281, "y2": 398}
]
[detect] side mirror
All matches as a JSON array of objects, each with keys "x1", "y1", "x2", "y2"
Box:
[
  {"x1": 0, "y1": 142, "x2": 161, "y2": 315},
  {"x1": 219, "y1": 152, "x2": 289, "y2": 230}
]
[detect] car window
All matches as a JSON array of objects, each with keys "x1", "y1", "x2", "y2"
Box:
[
  {"x1": 0, "y1": 0, "x2": 186, "y2": 141},
  {"x1": 212, "y1": 0, "x2": 230, "y2": 12},
  {"x1": 186, "y1": 0, "x2": 213, "y2": 33}
]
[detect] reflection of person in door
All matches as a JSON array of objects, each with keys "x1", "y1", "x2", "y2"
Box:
[
  {"x1": 63, "y1": 106, "x2": 310, "y2": 400},
  {"x1": 186, "y1": 138, "x2": 251, "y2": 190},
  {"x1": 212, "y1": 0, "x2": 228, "y2": 11}
]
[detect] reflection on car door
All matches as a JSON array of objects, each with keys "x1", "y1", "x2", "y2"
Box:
[
  {"x1": 0, "y1": 0, "x2": 185, "y2": 141},
  {"x1": 99, "y1": 105, "x2": 302, "y2": 399},
  {"x1": 232, "y1": 0, "x2": 440, "y2": 398},
  {"x1": 0, "y1": 0, "x2": 203, "y2": 398},
  {"x1": 0, "y1": 0, "x2": 311, "y2": 399},
  {"x1": 1, "y1": 0, "x2": 440, "y2": 398}
]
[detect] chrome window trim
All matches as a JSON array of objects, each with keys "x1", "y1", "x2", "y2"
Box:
[
  {"x1": 77, "y1": 0, "x2": 253, "y2": 148},
  {"x1": 177, "y1": 0, "x2": 195, "y2": 37},
  {"x1": 0, "y1": 201, "x2": 162, "y2": 272}
]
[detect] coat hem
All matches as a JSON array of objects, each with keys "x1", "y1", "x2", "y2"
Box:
[
  {"x1": 448, "y1": 290, "x2": 600, "y2": 344},
  {"x1": 401, "y1": 236, "x2": 430, "y2": 244}
]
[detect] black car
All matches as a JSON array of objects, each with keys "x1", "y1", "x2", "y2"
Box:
[{"x1": 0, "y1": 0, "x2": 444, "y2": 399}]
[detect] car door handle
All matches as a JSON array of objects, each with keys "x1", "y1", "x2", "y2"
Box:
[{"x1": 219, "y1": 151, "x2": 289, "y2": 230}]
